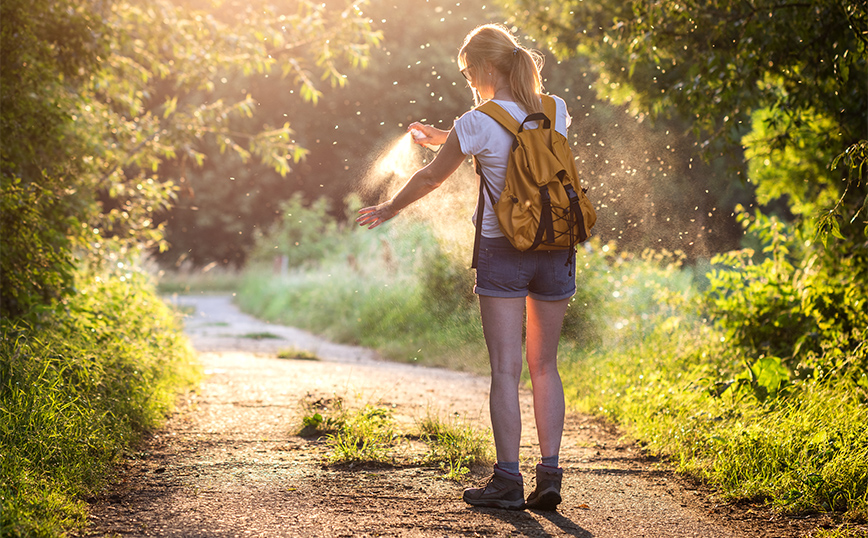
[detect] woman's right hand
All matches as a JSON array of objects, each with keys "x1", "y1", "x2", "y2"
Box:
[
  {"x1": 356, "y1": 201, "x2": 399, "y2": 230},
  {"x1": 408, "y1": 122, "x2": 449, "y2": 147}
]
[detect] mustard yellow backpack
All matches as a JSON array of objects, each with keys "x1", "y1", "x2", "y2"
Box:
[{"x1": 471, "y1": 94, "x2": 597, "y2": 268}]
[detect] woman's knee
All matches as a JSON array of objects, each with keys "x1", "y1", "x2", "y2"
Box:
[
  {"x1": 490, "y1": 366, "x2": 522, "y2": 386},
  {"x1": 527, "y1": 356, "x2": 560, "y2": 381}
]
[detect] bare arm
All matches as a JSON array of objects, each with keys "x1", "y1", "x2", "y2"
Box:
[{"x1": 356, "y1": 129, "x2": 465, "y2": 229}]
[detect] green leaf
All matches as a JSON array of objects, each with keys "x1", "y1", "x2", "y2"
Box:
[{"x1": 162, "y1": 96, "x2": 178, "y2": 119}]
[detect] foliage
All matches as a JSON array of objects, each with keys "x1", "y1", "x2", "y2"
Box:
[
  {"x1": 154, "y1": 263, "x2": 244, "y2": 294},
  {"x1": 276, "y1": 347, "x2": 319, "y2": 361},
  {"x1": 0, "y1": 269, "x2": 199, "y2": 537},
  {"x1": 559, "y1": 244, "x2": 868, "y2": 517},
  {"x1": 239, "y1": 213, "x2": 488, "y2": 370},
  {"x1": 155, "y1": 0, "x2": 753, "y2": 268},
  {"x1": 297, "y1": 395, "x2": 492, "y2": 477},
  {"x1": 326, "y1": 406, "x2": 399, "y2": 465},
  {"x1": 0, "y1": 0, "x2": 107, "y2": 317},
  {"x1": 812, "y1": 527, "x2": 868, "y2": 538},
  {"x1": 564, "y1": 241, "x2": 696, "y2": 351},
  {"x1": 564, "y1": 321, "x2": 868, "y2": 515},
  {"x1": 248, "y1": 194, "x2": 343, "y2": 270},
  {"x1": 707, "y1": 207, "x2": 868, "y2": 383},
  {"x1": 152, "y1": 0, "x2": 492, "y2": 267},
  {"x1": 742, "y1": 108, "x2": 841, "y2": 218},
  {"x1": 299, "y1": 396, "x2": 347, "y2": 437},
  {"x1": 497, "y1": 0, "x2": 867, "y2": 244},
  {"x1": 1, "y1": 0, "x2": 380, "y2": 319}
]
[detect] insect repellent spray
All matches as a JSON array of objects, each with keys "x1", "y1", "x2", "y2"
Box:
[{"x1": 410, "y1": 129, "x2": 440, "y2": 151}]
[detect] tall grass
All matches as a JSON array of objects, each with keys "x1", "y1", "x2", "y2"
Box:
[
  {"x1": 239, "y1": 214, "x2": 487, "y2": 371},
  {"x1": 564, "y1": 245, "x2": 867, "y2": 519},
  {"x1": 563, "y1": 314, "x2": 868, "y2": 515},
  {"x1": 0, "y1": 269, "x2": 200, "y2": 537},
  {"x1": 236, "y1": 198, "x2": 868, "y2": 521},
  {"x1": 418, "y1": 411, "x2": 493, "y2": 480}
]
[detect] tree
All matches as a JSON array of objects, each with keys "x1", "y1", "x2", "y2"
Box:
[
  {"x1": 154, "y1": 0, "x2": 752, "y2": 267},
  {"x1": 0, "y1": 0, "x2": 380, "y2": 317},
  {"x1": 497, "y1": 0, "x2": 867, "y2": 376},
  {"x1": 1, "y1": 0, "x2": 108, "y2": 317},
  {"x1": 496, "y1": 0, "x2": 866, "y2": 234},
  {"x1": 152, "y1": 0, "x2": 490, "y2": 267}
]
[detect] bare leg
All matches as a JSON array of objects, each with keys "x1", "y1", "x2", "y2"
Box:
[
  {"x1": 525, "y1": 296, "x2": 569, "y2": 459},
  {"x1": 478, "y1": 295, "x2": 526, "y2": 463}
]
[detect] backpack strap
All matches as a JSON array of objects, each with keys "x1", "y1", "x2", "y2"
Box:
[
  {"x1": 564, "y1": 183, "x2": 588, "y2": 243},
  {"x1": 534, "y1": 185, "x2": 555, "y2": 248},
  {"x1": 476, "y1": 101, "x2": 521, "y2": 136},
  {"x1": 541, "y1": 94, "x2": 557, "y2": 148},
  {"x1": 477, "y1": 97, "x2": 557, "y2": 149},
  {"x1": 471, "y1": 156, "x2": 498, "y2": 269}
]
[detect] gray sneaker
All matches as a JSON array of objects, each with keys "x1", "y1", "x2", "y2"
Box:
[
  {"x1": 462, "y1": 465, "x2": 525, "y2": 510},
  {"x1": 525, "y1": 463, "x2": 563, "y2": 510}
]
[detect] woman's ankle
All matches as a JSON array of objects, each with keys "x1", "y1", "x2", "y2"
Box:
[{"x1": 540, "y1": 455, "x2": 559, "y2": 468}]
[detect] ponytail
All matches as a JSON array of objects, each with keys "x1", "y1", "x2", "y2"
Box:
[{"x1": 510, "y1": 46, "x2": 544, "y2": 114}]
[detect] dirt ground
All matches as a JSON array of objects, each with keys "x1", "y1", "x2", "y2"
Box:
[{"x1": 78, "y1": 294, "x2": 840, "y2": 538}]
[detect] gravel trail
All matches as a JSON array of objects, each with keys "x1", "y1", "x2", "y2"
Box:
[{"x1": 78, "y1": 294, "x2": 814, "y2": 538}]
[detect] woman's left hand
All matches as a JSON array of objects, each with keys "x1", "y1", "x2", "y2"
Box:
[{"x1": 356, "y1": 201, "x2": 399, "y2": 229}]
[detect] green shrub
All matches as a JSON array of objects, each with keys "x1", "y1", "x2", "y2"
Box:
[
  {"x1": 0, "y1": 269, "x2": 199, "y2": 537},
  {"x1": 708, "y1": 207, "x2": 868, "y2": 382},
  {"x1": 248, "y1": 193, "x2": 343, "y2": 270}
]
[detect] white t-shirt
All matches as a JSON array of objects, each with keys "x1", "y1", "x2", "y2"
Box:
[{"x1": 453, "y1": 95, "x2": 572, "y2": 238}]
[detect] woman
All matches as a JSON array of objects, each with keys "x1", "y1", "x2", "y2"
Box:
[{"x1": 356, "y1": 23, "x2": 573, "y2": 511}]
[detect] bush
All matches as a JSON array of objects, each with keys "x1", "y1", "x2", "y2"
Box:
[
  {"x1": 707, "y1": 207, "x2": 868, "y2": 383},
  {"x1": 239, "y1": 208, "x2": 487, "y2": 370},
  {"x1": 0, "y1": 269, "x2": 199, "y2": 537},
  {"x1": 248, "y1": 194, "x2": 344, "y2": 270}
]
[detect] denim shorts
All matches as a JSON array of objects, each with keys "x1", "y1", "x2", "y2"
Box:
[{"x1": 474, "y1": 236, "x2": 576, "y2": 301}]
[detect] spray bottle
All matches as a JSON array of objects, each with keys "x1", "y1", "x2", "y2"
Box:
[{"x1": 410, "y1": 128, "x2": 441, "y2": 151}]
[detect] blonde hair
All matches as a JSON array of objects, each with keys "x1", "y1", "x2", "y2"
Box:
[{"x1": 458, "y1": 24, "x2": 545, "y2": 114}]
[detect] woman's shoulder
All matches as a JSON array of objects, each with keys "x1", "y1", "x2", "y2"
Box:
[
  {"x1": 544, "y1": 93, "x2": 568, "y2": 113},
  {"x1": 453, "y1": 107, "x2": 506, "y2": 155},
  {"x1": 455, "y1": 106, "x2": 502, "y2": 130},
  {"x1": 545, "y1": 94, "x2": 572, "y2": 130}
]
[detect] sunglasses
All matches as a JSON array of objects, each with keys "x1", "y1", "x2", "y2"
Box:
[{"x1": 460, "y1": 66, "x2": 471, "y2": 81}]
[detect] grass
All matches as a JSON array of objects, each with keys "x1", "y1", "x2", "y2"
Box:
[
  {"x1": 562, "y1": 317, "x2": 868, "y2": 514},
  {"x1": 298, "y1": 396, "x2": 346, "y2": 437},
  {"x1": 277, "y1": 347, "x2": 319, "y2": 361},
  {"x1": 240, "y1": 331, "x2": 282, "y2": 340},
  {"x1": 235, "y1": 210, "x2": 868, "y2": 527},
  {"x1": 418, "y1": 411, "x2": 493, "y2": 480},
  {"x1": 152, "y1": 261, "x2": 244, "y2": 295},
  {"x1": 0, "y1": 268, "x2": 200, "y2": 538},
  {"x1": 297, "y1": 395, "x2": 492, "y2": 478},
  {"x1": 811, "y1": 528, "x2": 868, "y2": 538},
  {"x1": 238, "y1": 222, "x2": 488, "y2": 372},
  {"x1": 327, "y1": 406, "x2": 399, "y2": 465}
]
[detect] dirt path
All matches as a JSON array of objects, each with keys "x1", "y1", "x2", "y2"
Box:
[{"x1": 79, "y1": 294, "x2": 817, "y2": 538}]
